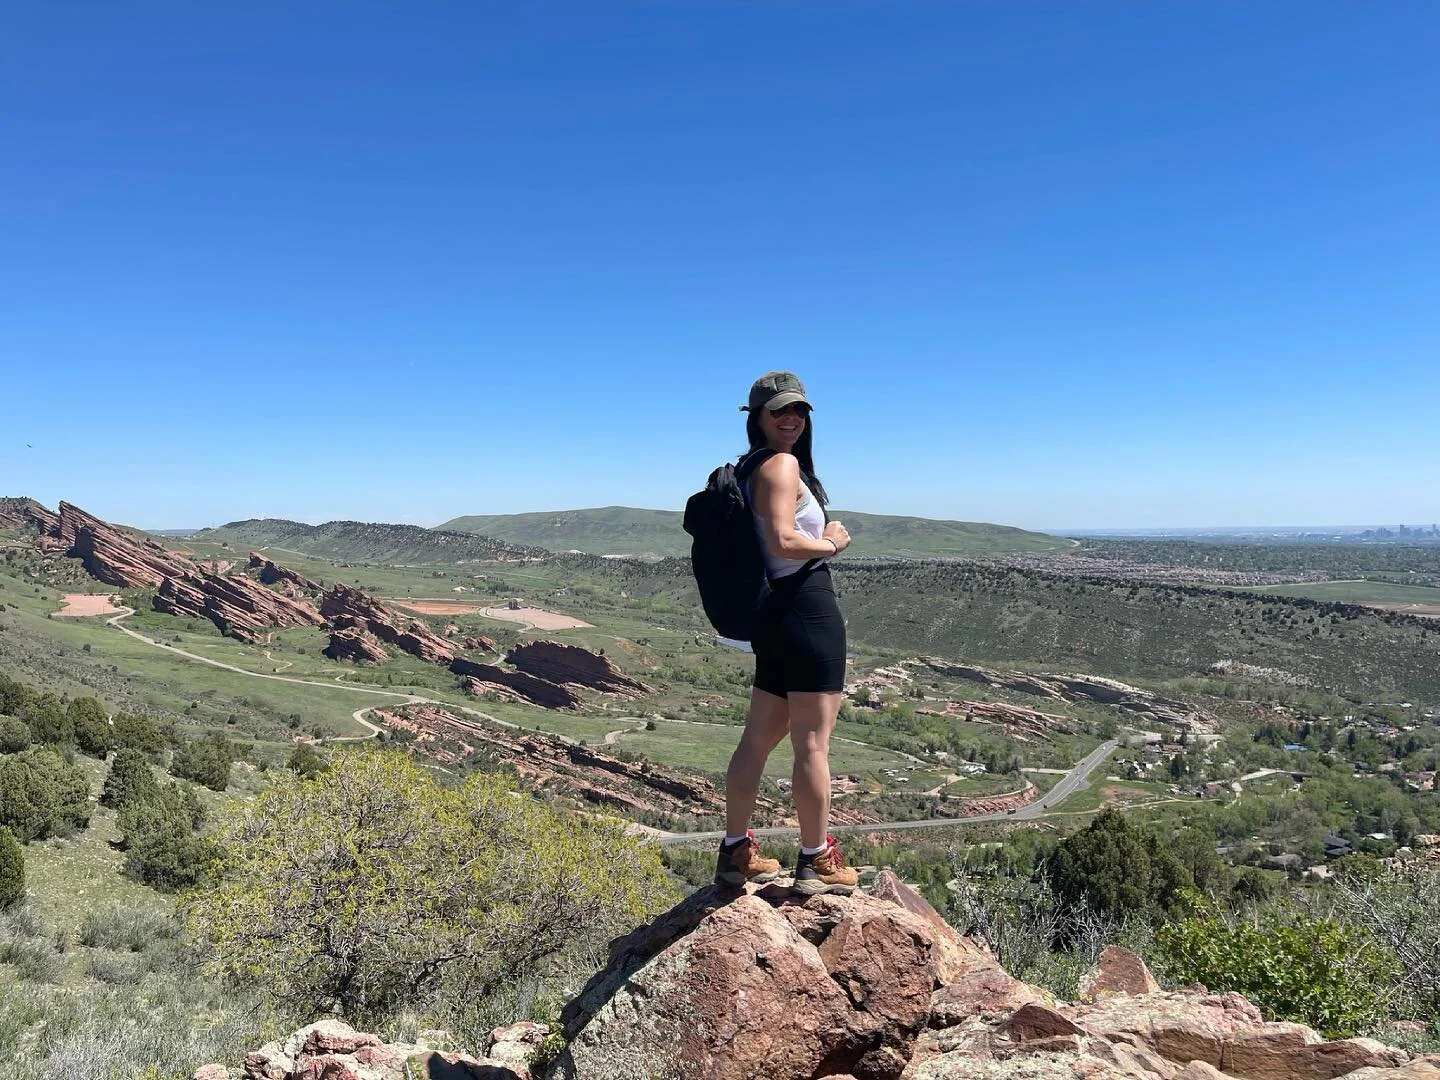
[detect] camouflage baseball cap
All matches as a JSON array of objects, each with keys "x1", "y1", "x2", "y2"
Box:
[{"x1": 741, "y1": 371, "x2": 812, "y2": 412}]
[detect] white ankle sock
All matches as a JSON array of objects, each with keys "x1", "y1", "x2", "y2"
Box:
[
  {"x1": 800, "y1": 843, "x2": 827, "y2": 856},
  {"x1": 723, "y1": 835, "x2": 748, "y2": 847}
]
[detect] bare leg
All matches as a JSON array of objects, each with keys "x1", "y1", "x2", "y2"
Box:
[
  {"x1": 789, "y1": 690, "x2": 843, "y2": 849},
  {"x1": 725, "y1": 687, "x2": 790, "y2": 838}
]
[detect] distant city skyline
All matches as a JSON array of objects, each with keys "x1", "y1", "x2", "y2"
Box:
[{"x1": 3, "y1": 3, "x2": 1436, "y2": 532}]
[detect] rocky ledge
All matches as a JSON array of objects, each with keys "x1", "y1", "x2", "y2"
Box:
[
  {"x1": 320, "y1": 583, "x2": 456, "y2": 665},
  {"x1": 205, "y1": 873, "x2": 1437, "y2": 1080}
]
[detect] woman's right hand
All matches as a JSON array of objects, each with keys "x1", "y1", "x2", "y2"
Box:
[{"x1": 823, "y1": 520, "x2": 851, "y2": 554}]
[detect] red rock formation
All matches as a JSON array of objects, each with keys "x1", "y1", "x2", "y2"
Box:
[
  {"x1": 57, "y1": 502, "x2": 189, "y2": 588},
  {"x1": 913, "y1": 658, "x2": 1216, "y2": 731},
  {"x1": 917, "y1": 700, "x2": 1070, "y2": 742},
  {"x1": 463, "y1": 635, "x2": 498, "y2": 653},
  {"x1": 154, "y1": 570, "x2": 324, "y2": 644},
  {"x1": 371, "y1": 704, "x2": 754, "y2": 821},
  {"x1": 0, "y1": 497, "x2": 61, "y2": 534},
  {"x1": 323, "y1": 625, "x2": 390, "y2": 664},
  {"x1": 553, "y1": 872, "x2": 1430, "y2": 1080},
  {"x1": 233, "y1": 1019, "x2": 531, "y2": 1080},
  {"x1": 320, "y1": 584, "x2": 454, "y2": 665},
  {"x1": 248, "y1": 553, "x2": 320, "y2": 592},
  {"x1": 449, "y1": 657, "x2": 582, "y2": 709},
  {"x1": 507, "y1": 640, "x2": 652, "y2": 697}
]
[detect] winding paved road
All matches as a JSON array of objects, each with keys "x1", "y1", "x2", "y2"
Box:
[{"x1": 656, "y1": 739, "x2": 1120, "y2": 846}]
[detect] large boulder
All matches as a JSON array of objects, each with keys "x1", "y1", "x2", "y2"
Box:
[{"x1": 549, "y1": 884, "x2": 954, "y2": 1080}]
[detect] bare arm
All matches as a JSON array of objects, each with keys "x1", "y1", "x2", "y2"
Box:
[{"x1": 751, "y1": 453, "x2": 851, "y2": 560}]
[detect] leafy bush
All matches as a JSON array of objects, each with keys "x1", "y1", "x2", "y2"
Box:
[
  {"x1": 0, "y1": 715, "x2": 30, "y2": 753},
  {"x1": 1328, "y1": 863, "x2": 1440, "y2": 1023},
  {"x1": 1154, "y1": 909, "x2": 1394, "y2": 1037},
  {"x1": 0, "y1": 827, "x2": 23, "y2": 909},
  {"x1": 68, "y1": 697, "x2": 113, "y2": 757},
  {"x1": 184, "y1": 748, "x2": 677, "y2": 1032},
  {"x1": 0, "y1": 749, "x2": 90, "y2": 841},
  {"x1": 286, "y1": 742, "x2": 328, "y2": 779},
  {"x1": 20, "y1": 692, "x2": 69, "y2": 745},
  {"x1": 118, "y1": 784, "x2": 214, "y2": 892},
  {"x1": 1045, "y1": 808, "x2": 1191, "y2": 928},
  {"x1": 112, "y1": 713, "x2": 166, "y2": 756},
  {"x1": 170, "y1": 732, "x2": 235, "y2": 791},
  {"x1": 102, "y1": 748, "x2": 161, "y2": 810}
]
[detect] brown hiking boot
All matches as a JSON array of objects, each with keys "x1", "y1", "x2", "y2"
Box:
[
  {"x1": 791, "y1": 836, "x2": 859, "y2": 895},
  {"x1": 714, "y1": 831, "x2": 782, "y2": 885}
]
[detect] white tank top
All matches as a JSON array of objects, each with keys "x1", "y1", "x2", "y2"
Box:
[{"x1": 748, "y1": 473, "x2": 828, "y2": 580}]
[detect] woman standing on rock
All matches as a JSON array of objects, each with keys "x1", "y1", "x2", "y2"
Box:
[{"x1": 714, "y1": 371, "x2": 859, "y2": 895}]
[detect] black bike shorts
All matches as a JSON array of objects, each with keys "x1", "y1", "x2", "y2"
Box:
[{"x1": 751, "y1": 564, "x2": 847, "y2": 696}]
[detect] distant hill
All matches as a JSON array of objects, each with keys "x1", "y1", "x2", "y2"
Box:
[
  {"x1": 191, "y1": 519, "x2": 546, "y2": 564},
  {"x1": 438, "y1": 505, "x2": 1071, "y2": 558}
]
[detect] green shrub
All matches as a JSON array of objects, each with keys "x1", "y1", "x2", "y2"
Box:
[
  {"x1": 68, "y1": 697, "x2": 113, "y2": 757},
  {"x1": 286, "y1": 742, "x2": 329, "y2": 779},
  {"x1": 1154, "y1": 910, "x2": 1395, "y2": 1037},
  {"x1": 0, "y1": 716, "x2": 30, "y2": 754},
  {"x1": 86, "y1": 948, "x2": 146, "y2": 984},
  {"x1": 184, "y1": 748, "x2": 677, "y2": 1030},
  {"x1": 1045, "y1": 808, "x2": 1192, "y2": 928},
  {"x1": 0, "y1": 933, "x2": 64, "y2": 983},
  {"x1": 119, "y1": 785, "x2": 214, "y2": 892},
  {"x1": 0, "y1": 828, "x2": 23, "y2": 909},
  {"x1": 170, "y1": 733, "x2": 234, "y2": 791},
  {"x1": 21, "y1": 692, "x2": 69, "y2": 745},
  {"x1": 112, "y1": 713, "x2": 166, "y2": 756},
  {"x1": 103, "y1": 748, "x2": 161, "y2": 810}
]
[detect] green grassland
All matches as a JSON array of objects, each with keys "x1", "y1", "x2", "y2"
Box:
[
  {"x1": 439, "y1": 505, "x2": 1072, "y2": 558},
  {"x1": 1241, "y1": 579, "x2": 1440, "y2": 609}
]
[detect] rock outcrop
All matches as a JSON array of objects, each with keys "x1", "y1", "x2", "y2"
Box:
[
  {"x1": 507, "y1": 641, "x2": 652, "y2": 698},
  {"x1": 451, "y1": 658, "x2": 585, "y2": 710},
  {"x1": 15, "y1": 500, "x2": 326, "y2": 642},
  {"x1": 154, "y1": 570, "x2": 324, "y2": 644},
  {"x1": 912, "y1": 658, "x2": 1215, "y2": 732},
  {"x1": 548, "y1": 873, "x2": 1432, "y2": 1080},
  {"x1": 917, "y1": 699, "x2": 1071, "y2": 742},
  {"x1": 248, "y1": 552, "x2": 321, "y2": 592},
  {"x1": 230, "y1": 1018, "x2": 536, "y2": 1080},
  {"x1": 216, "y1": 877, "x2": 1436, "y2": 1080},
  {"x1": 323, "y1": 624, "x2": 390, "y2": 664},
  {"x1": 62, "y1": 501, "x2": 184, "y2": 588},
  {"x1": 0, "y1": 497, "x2": 61, "y2": 534},
  {"x1": 321, "y1": 584, "x2": 455, "y2": 665},
  {"x1": 371, "y1": 704, "x2": 751, "y2": 820}
]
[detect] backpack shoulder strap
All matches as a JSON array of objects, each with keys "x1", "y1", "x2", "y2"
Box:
[{"x1": 734, "y1": 448, "x2": 776, "y2": 507}]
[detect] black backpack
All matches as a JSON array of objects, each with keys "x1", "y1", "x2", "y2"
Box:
[{"x1": 682, "y1": 449, "x2": 775, "y2": 640}]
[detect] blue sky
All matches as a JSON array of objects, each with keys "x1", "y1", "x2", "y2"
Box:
[{"x1": 2, "y1": 2, "x2": 1436, "y2": 532}]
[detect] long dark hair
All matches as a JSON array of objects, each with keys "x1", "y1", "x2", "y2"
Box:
[{"x1": 745, "y1": 411, "x2": 829, "y2": 508}]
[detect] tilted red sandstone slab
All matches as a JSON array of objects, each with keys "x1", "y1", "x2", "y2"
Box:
[
  {"x1": 248, "y1": 552, "x2": 321, "y2": 592},
  {"x1": 0, "y1": 497, "x2": 62, "y2": 534},
  {"x1": 321, "y1": 583, "x2": 454, "y2": 664},
  {"x1": 155, "y1": 569, "x2": 324, "y2": 644},
  {"x1": 507, "y1": 640, "x2": 652, "y2": 697},
  {"x1": 450, "y1": 658, "x2": 582, "y2": 709},
  {"x1": 323, "y1": 624, "x2": 390, "y2": 664}
]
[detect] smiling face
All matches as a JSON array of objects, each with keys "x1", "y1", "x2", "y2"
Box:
[{"x1": 758, "y1": 401, "x2": 810, "y2": 451}]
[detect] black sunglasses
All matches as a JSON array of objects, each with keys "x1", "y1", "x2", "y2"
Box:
[{"x1": 767, "y1": 403, "x2": 810, "y2": 418}]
